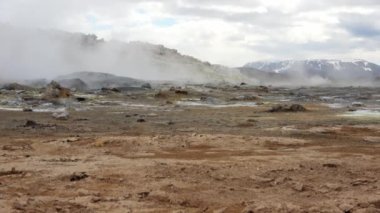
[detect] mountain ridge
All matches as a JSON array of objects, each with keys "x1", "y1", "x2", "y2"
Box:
[
  {"x1": 241, "y1": 59, "x2": 380, "y2": 86},
  {"x1": 244, "y1": 59, "x2": 380, "y2": 74}
]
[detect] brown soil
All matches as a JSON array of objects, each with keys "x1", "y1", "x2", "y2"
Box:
[{"x1": 0, "y1": 87, "x2": 379, "y2": 212}]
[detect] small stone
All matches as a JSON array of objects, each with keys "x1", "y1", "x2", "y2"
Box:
[
  {"x1": 91, "y1": 197, "x2": 102, "y2": 203},
  {"x1": 292, "y1": 182, "x2": 305, "y2": 192},
  {"x1": 338, "y1": 203, "x2": 354, "y2": 213},
  {"x1": 24, "y1": 120, "x2": 38, "y2": 128},
  {"x1": 13, "y1": 203, "x2": 25, "y2": 210},
  {"x1": 23, "y1": 108, "x2": 33, "y2": 112},
  {"x1": 76, "y1": 97, "x2": 86, "y2": 102},
  {"x1": 141, "y1": 83, "x2": 152, "y2": 89},
  {"x1": 137, "y1": 191, "x2": 150, "y2": 199},
  {"x1": 52, "y1": 111, "x2": 69, "y2": 120},
  {"x1": 323, "y1": 163, "x2": 338, "y2": 168},
  {"x1": 70, "y1": 172, "x2": 89, "y2": 182}
]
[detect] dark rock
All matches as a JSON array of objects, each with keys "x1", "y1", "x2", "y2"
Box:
[
  {"x1": 247, "y1": 119, "x2": 257, "y2": 123},
  {"x1": 323, "y1": 163, "x2": 338, "y2": 168},
  {"x1": 91, "y1": 197, "x2": 102, "y2": 203},
  {"x1": 70, "y1": 172, "x2": 89, "y2": 182},
  {"x1": 175, "y1": 90, "x2": 189, "y2": 95},
  {"x1": 289, "y1": 104, "x2": 307, "y2": 112},
  {"x1": 74, "y1": 118, "x2": 89, "y2": 121},
  {"x1": 2, "y1": 83, "x2": 32, "y2": 91},
  {"x1": 269, "y1": 104, "x2": 306, "y2": 113},
  {"x1": 257, "y1": 86, "x2": 270, "y2": 93},
  {"x1": 137, "y1": 118, "x2": 146, "y2": 123},
  {"x1": 23, "y1": 120, "x2": 55, "y2": 129},
  {"x1": 200, "y1": 96, "x2": 208, "y2": 101},
  {"x1": 76, "y1": 97, "x2": 86, "y2": 102},
  {"x1": 230, "y1": 95, "x2": 259, "y2": 101},
  {"x1": 154, "y1": 91, "x2": 168, "y2": 98},
  {"x1": 351, "y1": 102, "x2": 364, "y2": 107},
  {"x1": 351, "y1": 179, "x2": 373, "y2": 186},
  {"x1": 101, "y1": 87, "x2": 121, "y2": 93},
  {"x1": 0, "y1": 167, "x2": 24, "y2": 177},
  {"x1": 24, "y1": 120, "x2": 39, "y2": 128},
  {"x1": 23, "y1": 108, "x2": 33, "y2": 112},
  {"x1": 137, "y1": 192, "x2": 150, "y2": 199},
  {"x1": 141, "y1": 83, "x2": 152, "y2": 89},
  {"x1": 169, "y1": 86, "x2": 180, "y2": 91}
]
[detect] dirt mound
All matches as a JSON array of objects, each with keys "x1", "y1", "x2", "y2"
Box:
[
  {"x1": 43, "y1": 81, "x2": 71, "y2": 99},
  {"x1": 57, "y1": 78, "x2": 88, "y2": 91},
  {"x1": 269, "y1": 104, "x2": 306, "y2": 112}
]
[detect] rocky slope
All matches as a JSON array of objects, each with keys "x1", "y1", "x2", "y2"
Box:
[{"x1": 56, "y1": 72, "x2": 145, "y2": 90}]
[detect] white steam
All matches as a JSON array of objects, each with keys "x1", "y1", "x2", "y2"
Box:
[{"x1": 0, "y1": 25, "x2": 246, "y2": 84}]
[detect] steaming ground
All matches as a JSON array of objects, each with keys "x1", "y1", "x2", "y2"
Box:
[
  {"x1": 0, "y1": 83, "x2": 380, "y2": 212},
  {"x1": 0, "y1": 25, "x2": 245, "y2": 84},
  {"x1": 1, "y1": 25, "x2": 380, "y2": 87}
]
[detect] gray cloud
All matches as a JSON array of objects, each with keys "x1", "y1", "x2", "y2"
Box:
[{"x1": 339, "y1": 13, "x2": 380, "y2": 38}]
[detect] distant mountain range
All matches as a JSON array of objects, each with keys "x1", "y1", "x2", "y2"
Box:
[{"x1": 240, "y1": 60, "x2": 380, "y2": 86}]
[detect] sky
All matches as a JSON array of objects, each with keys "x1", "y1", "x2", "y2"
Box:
[{"x1": 0, "y1": 0, "x2": 379, "y2": 67}]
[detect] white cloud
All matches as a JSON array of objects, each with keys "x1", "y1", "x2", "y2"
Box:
[{"x1": 0, "y1": 0, "x2": 380, "y2": 66}]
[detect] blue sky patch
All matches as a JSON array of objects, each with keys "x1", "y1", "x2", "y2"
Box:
[
  {"x1": 86, "y1": 14, "x2": 113, "y2": 31},
  {"x1": 153, "y1": 18, "x2": 177, "y2": 27}
]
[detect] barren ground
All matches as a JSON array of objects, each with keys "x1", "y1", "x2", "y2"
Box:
[{"x1": 0, "y1": 87, "x2": 379, "y2": 212}]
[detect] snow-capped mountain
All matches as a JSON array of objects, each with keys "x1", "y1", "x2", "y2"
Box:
[
  {"x1": 241, "y1": 60, "x2": 380, "y2": 86},
  {"x1": 244, "y1": 59, "x2": 380, "y2": 74},
  {"x1": 0, "y1": 25, "x2": 246, "y2": 84}
]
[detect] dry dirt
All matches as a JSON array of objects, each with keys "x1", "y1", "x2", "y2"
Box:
[{"x1": 0, "y1": 87, "x2": 379, "y2": 213}]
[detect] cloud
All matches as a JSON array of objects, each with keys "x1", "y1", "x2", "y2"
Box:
[
  {"x1": 0, "y1": 0, "x2": 379, "y2": 66},
  {"x1": 339, "y1": 13, "x2": 380, "y2": 38}
]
